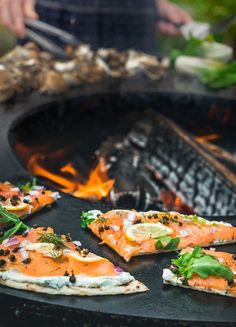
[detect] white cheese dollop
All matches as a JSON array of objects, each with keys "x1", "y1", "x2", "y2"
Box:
[
  {"x1": 162, "y1": 269, "x2": 182, "y2": 286},
  {"x1": 10, "y1": 187, "x2": 20, "y2": 192},
  {"x1": 0, "y1": 269, "x2": 134, "y2": 289},
  {"x1": 49, "y1": 192, "x2": 61, "y2": 200}
]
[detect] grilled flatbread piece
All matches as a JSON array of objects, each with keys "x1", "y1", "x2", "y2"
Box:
[
  {"x1": 0, "y1": 181, "x2": 60, "y2": 221},
  {"x1": 0, "y1": 227, "x2": 147, "y2": 296},
  {"x1": 82, "y1": 210, "x2": 236, "y2": 262},
  {"x1": 163, "y1": 247, "x2": 236, "y2": 298}
]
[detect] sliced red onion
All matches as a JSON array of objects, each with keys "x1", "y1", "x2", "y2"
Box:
[
  {"x1": 114, "y1": 266, "x2": 124, "y2": 273},
  {"x1": 73, "y1": 241, "x2": 82, "y2": 247},
  {"x1": 2, "y1": 237, "x2": 20, "y2": 247},
  {"x1": 19, "y1": 248, "x2": 29, "y2": 260},
  {"x1": 210, "y1": 227, "x2": 217, "y2": 234},
  {"x1": 20, "y1": 240, "x2": 32, "y2": 247},
  {"x1": 110, "y1": 225, "x2": 120, "y2": 232},
  {"x1": 123, "y1": 211, "x2": 136, "y2": 229}
]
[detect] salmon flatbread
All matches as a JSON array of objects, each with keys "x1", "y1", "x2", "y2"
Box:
[
  {"x1": 0, "y1": 180, "x2": 60, "y2": 221},
  {"x1": 82, "y1": 210, "x2": 236, "y2": 262},
  {"x1": 0, "y1": 226, "x2": 147, "y2": 296},
  {"x1": 163, "y1": 247, "x2": 236, "y2": 298}
]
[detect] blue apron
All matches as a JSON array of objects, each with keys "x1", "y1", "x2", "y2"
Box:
[{"x1": 35, "y1": 0, "x2": 156, "y2": 53}]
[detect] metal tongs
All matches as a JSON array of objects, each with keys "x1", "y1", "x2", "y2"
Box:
[{"x1": 25, "y1": 18, "x2": 80, "y2": 59}]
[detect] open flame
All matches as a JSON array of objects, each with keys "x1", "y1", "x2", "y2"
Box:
[
  {"x1": 195, "y1": 133, "x2": 220, "y2": 144},
  {"x1": 27, "y1": 154, "x2": 115, "y2": 200},
  {"x1": 73, "y1": 159, "x2": 115, "y2": 200}
]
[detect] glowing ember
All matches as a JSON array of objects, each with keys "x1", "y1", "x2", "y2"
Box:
[
  {"x1": 27, "y1": 154, "x2": 115, "y2": 200},
  {"x1": 160, "y1": 190, "x2": 193, "y2": 214}
]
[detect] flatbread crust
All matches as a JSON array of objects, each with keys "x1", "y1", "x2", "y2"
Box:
[
  {"x1": 0, "y1": 181, "x2": 60, "y2": 224},
  {"x1": 86, "y1": 210, "x2": 236, "y2": 262},
  {"x1": 163, "y1": 280, "x2": 235, "y2": 298},
  {"x1": 0, "y1": 227, "x2": 148, "y2": 296},
  {"x1": 0, "y1": 278, "x2": 148, "y2": 296},
  {"x1": 163, "y1": 248, "x2": 236, "y2": 298}
]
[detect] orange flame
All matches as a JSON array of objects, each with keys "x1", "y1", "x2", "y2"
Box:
[
  {"x1": 196, "y1": 133, "x2": 220, "y2": 144},
  {"x1": 73, "y1": 159, "x2": 115, "y2": 200},
  {"x1": 27, "y1": 154, "x2": 115, "y2": 200}
]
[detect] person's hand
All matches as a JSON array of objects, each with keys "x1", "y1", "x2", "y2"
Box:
[
  {"x1": 156, "y1": 0, "x2": 192, "y2": 37},
  {"x1": 0, "y1": 0, "x2": 38, "y2": 38}
]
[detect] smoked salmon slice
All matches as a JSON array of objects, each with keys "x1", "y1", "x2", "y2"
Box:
[
  {"x1": 81, "y1": 210, "x2": 236, "y2": 262},
  {"x1": 0, "y1": 226, "x2": 148, "y2": 296},
  {"x1": 163, "y1": 247, "x2": 236, "y2": 298},
  {"x1": 0, "y1": 180, "x2": 60, "y2": 223}
]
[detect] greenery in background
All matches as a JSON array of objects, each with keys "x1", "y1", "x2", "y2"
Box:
[
  {"x1": 158, "y1": 0, "x2": 236, "y2": 55},
  {"x1": 170, "y1": 37, "x2": 204, "y2": 62},
  {"x1": 171, "y1": 0, "x2": 236, "y2": 24},
  {"x1": 0, "y1": 1, "x2": 235, "y2": 55},
  {"x1": 0, "y1": 25, "x2": 16, "y2": 56},
  {"x1": 199, "y1": 61, "x2": 236, "y2": 89}
]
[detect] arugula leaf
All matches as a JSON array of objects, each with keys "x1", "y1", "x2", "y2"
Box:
[
  {"x1": 81, "y1": 211, "x2": 95, "y2": 229},
  {"x1": 171, "y1": 246, "x2": 234, "y2": 281},
  {"x1": 185, "y1": 255, "x2": 233, "y2": 280},
  {"x1": 0, "y1": 205, "x2": 30, "y2": 242},
  {"x1": 165, "y1": 237, "x2": 181, "y2": 251},
  {"x1": 19, "y1": 178, "x2": 37, "y2": 192},
  {"x1": 184, "y1": 214, "x2": 207, "y2": 225},
  {"x1": 155, "y1": 236, "x2": 180, "y2": 251},
  {"x1": 2, "y1": 222, "x2": 23, "y2": 240}
]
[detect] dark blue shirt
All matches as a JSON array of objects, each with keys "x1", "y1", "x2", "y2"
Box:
[{"x1": 36, "y1": 0, "x2": 156, "y2": 53}]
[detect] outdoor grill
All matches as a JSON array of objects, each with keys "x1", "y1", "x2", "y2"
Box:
[{"x1": 0, "y1": 74, "x2": 236, "y2": 327}]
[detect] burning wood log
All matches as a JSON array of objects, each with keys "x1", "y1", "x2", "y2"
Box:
[
  {"x1": 97, "y1": 109, "x2": 236, "y2": 215},
  {"x1": 146, "y1": 111, "x2": 236, "y2": 215}
]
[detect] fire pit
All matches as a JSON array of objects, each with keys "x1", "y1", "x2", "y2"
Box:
[
  {"x1": 10, "y1": 89, "x2": 236, "y2": 216},
  {"x1": 1, "y1": 77, "x2": 236, "y2": 326}
]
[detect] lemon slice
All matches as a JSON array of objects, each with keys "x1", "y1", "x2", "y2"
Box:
[
  {"x1": 1, "y1": 202, "x2": 29, "y2": 211},
  {"x1": 25, "y1": 243, "x2": 57, "y2": 257},
  {"x1": 125, "y1": 223, "x2": 173, "y2": 242},
  {"x1": 65, "y1": 251, "x2": 104, "y2": 263}
]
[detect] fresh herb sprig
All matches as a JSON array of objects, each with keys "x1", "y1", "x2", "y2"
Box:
[
  {"x1": 0, "y1": 205, "x2": 30, "y2": 242},
  {"x1": 155, "y1": 236, "x2": 180, "y2": 251},
  {"x1": 81, "y1": 211, "x2": 96, "y2": 229},
  {"x1": 171, "y1": 246, "x2": 234, "y2": 281},
  {"x1": 18, "y1": 178, "x2": 37, "y2": 192},
  {"x1": 183, "y1": 214, "x2": 207, "y2": 225},
  {"x1": 37, "y1": 232, "x2": 66, "y2": 250}
]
